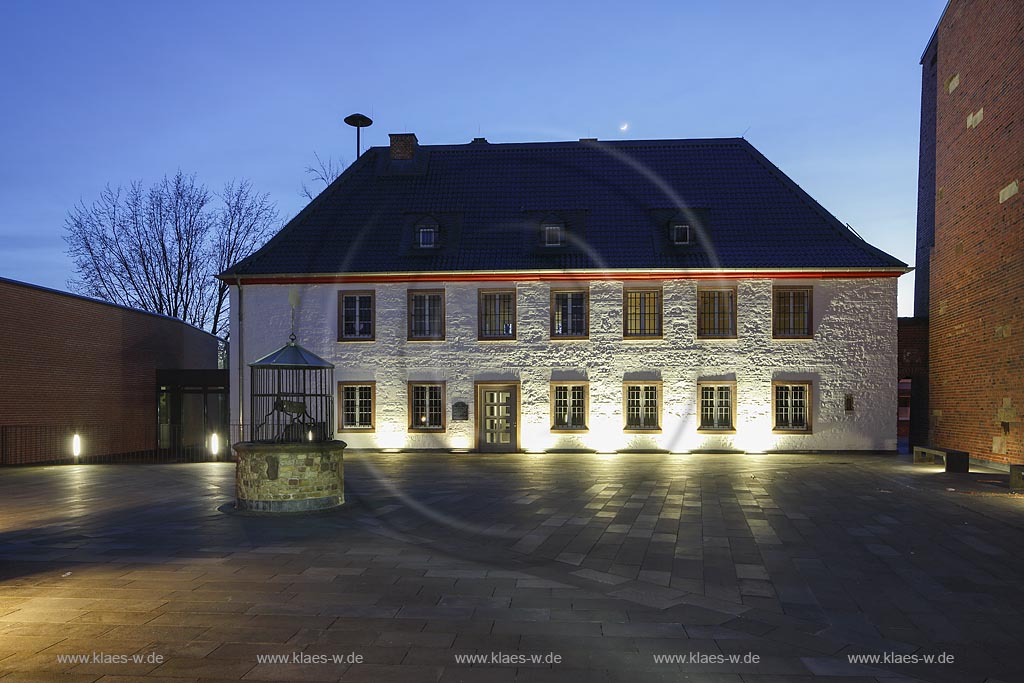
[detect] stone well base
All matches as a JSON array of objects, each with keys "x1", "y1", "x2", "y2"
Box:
[{"x1": 233, "y1": 440, "x2": 346, "y2": 513}]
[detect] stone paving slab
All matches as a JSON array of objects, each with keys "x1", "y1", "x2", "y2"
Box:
[{"x1": 0, "y1": 453, "x2": 1022, "y2": 681}]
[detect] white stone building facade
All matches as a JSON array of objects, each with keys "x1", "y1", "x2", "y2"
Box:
[{"x1": 229, "y1": 273, "x2": 898, "y2": 453}]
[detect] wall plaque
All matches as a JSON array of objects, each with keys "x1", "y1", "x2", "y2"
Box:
[{"x1": 452, "y1": 401, "x2": 469, "y2": 421}]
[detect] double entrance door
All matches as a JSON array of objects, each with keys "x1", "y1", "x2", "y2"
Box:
[{"x1": 476, "y1": 383, "x2": 518, "y2": 452}]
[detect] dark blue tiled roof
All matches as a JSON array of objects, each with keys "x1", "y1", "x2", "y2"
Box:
[{"x1": 222, "y1": 138, "x2": 906, "y2": 276}]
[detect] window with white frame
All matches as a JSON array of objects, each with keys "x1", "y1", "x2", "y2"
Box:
[
  {"x1": 338, "y1": 291, "x2": 374, "y2": 341},
  {"x1": 698, "y1": 383, "x2": 734, "y2": 430},
  {"x1": 624, "y1": 383, "x2": 661, "y2": 430},
  {"x1": 542, "y1": 222, "x2": 565, "y2": 247},
  {"x1": 409, "y1": 382, "x2": 445, "y2": 431},
  {"x1": 415, "y1": 218, "x2": 439, "y2": 248},
  {"x1": 551, "y1": 383, "x2": 588, "y2": 430},
  {"x1": 774, "y1": 382, "x2": 811, "y2": 431},
  {"x1": 550, "y1": 289, "x2": 588, "y2": 338},
  {"x1": 338, "y1": 383, "x2": 374, "y2": 430},
  {"x1": 669, "y1": 222, "x2": 691, "y2": 245},
  {"x1": 407, "y1": 290, "x2": 445, "y2": 340}
]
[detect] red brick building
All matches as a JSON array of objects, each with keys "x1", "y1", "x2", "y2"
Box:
[
  {"x1": 917, "y1": 0, "x2": 1024, "y2": 466},
  {"x1": 0, "y1": 277, "x2": 221, "y2": 464}
]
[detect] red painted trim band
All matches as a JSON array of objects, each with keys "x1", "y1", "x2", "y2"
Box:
[{"x1": 231, "y1": 270, "x2": 906, "y2": 285}]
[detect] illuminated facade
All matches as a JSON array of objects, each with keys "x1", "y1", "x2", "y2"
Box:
[{"x1": 223, "y1": 135, "x2": 907, "y2": 452}]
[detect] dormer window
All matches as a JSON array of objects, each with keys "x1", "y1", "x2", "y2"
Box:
[
  {"x1": 542, "y1": 222, "x2": 565, "y2": 247},
  {"x1": 669, "y1": 222, "x2": 691, "y2": 245},
  {"x1": 415, "y1": 218, "x2": 439, "y2": 249}
]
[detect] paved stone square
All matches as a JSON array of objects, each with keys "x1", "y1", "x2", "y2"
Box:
[{"x1": 1, "y1": 452, "x2": 1023, "y2": 682}]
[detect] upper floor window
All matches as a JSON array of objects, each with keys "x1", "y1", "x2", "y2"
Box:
[
  {"x1": 624, "y1": 383, "x2": 662, "y2": 431},
  {"x1": 338, "y1": 382, "x2": 375, "y2": 431},
  {"x1": 415, "y1": 218, "x2": 439, "y2": 249},
  {"x1": 408, "y1": 289, "x2": 445, "y2": 340},
  {"x1": 669, "y1": 222, "x2": 692, "y2": 245},
  {"x1": 624, "y1": 287, "x2": 662, "y2": 338},
  {"x1": 542, "y1": 222, "x2": 565, "y2": 247},
  {"x1": 773, "y1": 287, "x2": 812, "y2": 338},
  {"x1": 478, "y1": 289, "x2": 516, "y2": 340},
  {"x1": 551, "y1": 383, "x2": 588, "y2": 431},
  {"x1": 550, "y1": 288, "x2": 588, "y2": 339},
  {"x1": 774, "y1": 382, "x2": 811, "y2": 432},
  {"x1": 338, "y1": 291, "x2": 374, "y2": 341},
  {"x1": 698, "y1": 382, "x2": 734, "y2": 431},
  {"x1": 697, "y1": 287, "x2": 737, "y2": 338}
]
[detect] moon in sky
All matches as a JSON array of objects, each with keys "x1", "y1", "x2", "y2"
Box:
[{"x1": 619, "y1": 122, "x2": 629, "y2": 131}]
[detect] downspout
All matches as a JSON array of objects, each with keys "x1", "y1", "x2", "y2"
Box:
[{"x1": 235, "y1": 276, "x2": 244, "y2": 439}]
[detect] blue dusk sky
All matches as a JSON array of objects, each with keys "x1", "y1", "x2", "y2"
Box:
[{"x1": 0, "y1": 0, "x2": 945, "y2": 316}]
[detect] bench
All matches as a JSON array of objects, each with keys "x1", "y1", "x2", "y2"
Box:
[{"x1": 913, "y1": 445, "x2": 970, "y2": 473}]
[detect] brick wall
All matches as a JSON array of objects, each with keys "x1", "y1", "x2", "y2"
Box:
[
  {"x1": 927, "y1": 0, "x2": 1024, "y2": 465},
  {"x1": 0, "y1": 278, "x2": 219, "y2": 463},
  {"x1": 915, "y1": 40, "x2": 937, "y2": 317}
]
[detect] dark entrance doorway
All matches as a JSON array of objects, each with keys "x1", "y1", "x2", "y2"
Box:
[{"x1": 157, "y1": 369, "x2": 229, "y2": 461}]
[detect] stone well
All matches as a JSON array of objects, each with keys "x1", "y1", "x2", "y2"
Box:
[{"x1": 234, "y1": 440, "x2": 347, "y2": 513}]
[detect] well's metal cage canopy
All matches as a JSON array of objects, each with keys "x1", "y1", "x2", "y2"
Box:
[{"x1": 249, "y1": 340, "x2": 334, "y2": 443}]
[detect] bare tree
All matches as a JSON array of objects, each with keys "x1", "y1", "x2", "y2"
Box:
[
  {"x1": 300, "y1": 151, "x2": 345, "y2": 200},
  {"x1": 64, "y1": 171, "x2": 278, "y2": 338}
]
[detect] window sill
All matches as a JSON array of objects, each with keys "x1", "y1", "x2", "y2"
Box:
[
  {"x1": 478, "y1": 336, "x2": 517, "y2": 342},
  {"x1": 772, "y1": 335, "x2": 814, "y2": 341},
  {"x1": 697, "y1": 335, "x2": 738, "y2": 341},
  {"x1": 623, "y1": 335, "x2": 664, "y2": 341},
  {"x1": 551, "y1": 427, "x2": 588, "y2": 434},
  {"x1": 338, "y1": 337, "x2": 375, "y2": 343},
  {"x1": 338, "y1": 427, "x2": 375, "y2": 433},
  {"x1": 550, "y1": 335, "x2": 589, "y2": 341},
  {"x1": 624, "y1": 427, "x2": 662, "y2": 434},
  {"x1": 409, "y1": 427, "x2": 446, "y2": 433},
  {"x1": 773, "y1": 428, "x2": 812, "y2": 434},
  {"x1": 407, "y1": 337, "x2": 446, "y2": 342},
  {"x1": 697, "y1": 428, "x2": 736, "y2": 434}
]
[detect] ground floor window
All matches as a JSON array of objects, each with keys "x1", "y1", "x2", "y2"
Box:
[
  {"x1": 338, "y1": 383, "x2": 374, "y2": 430},
  {"x1": 624, "y1": 383, "x2": 661, "y2": 431},
  {"x1": 551, "y1": 383, "x2": 588, "y2": 430},
  {"x1": 774, "y1": 382, "x2": 811, "y2": 431},
  {"x1": 409, "y1": 382, "x2": 445, "y2": 431},
  {"x1": 698, "y1": 382, "x2": 734, "y2": 430}
]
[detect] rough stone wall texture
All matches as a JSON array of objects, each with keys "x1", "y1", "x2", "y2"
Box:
[
  {"x1": 0, "y1": 279, "x2": 218, "y2": 464},
  {"x1": 234, "y1": 442, "x2": 345, "y2": 511},
  {"x1": 231, "y1": 277, "x2": 898, "y2": 452},
  {"x1": 928, "y1": 0, "x2": 1024, "y2": 465}
]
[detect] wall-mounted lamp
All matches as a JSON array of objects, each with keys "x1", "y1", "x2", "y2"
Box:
[
  {"x1": 210, "y1": 433, "x2": 221, "y2": 456},
  {"x1": 72, "y1": 433, "x2": 82, "y2": 458}
]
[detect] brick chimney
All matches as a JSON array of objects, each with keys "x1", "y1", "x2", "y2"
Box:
[{"x1": 389, "y1": 133, "x2": 418, "y2": 160}]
